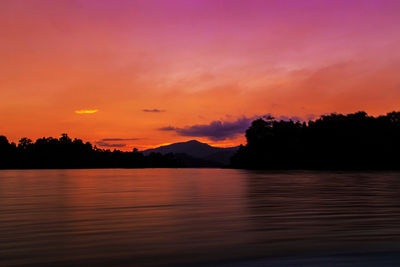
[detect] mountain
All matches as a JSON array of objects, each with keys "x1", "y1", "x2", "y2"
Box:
[{"x1": 142, "y1": 140, "x2": 239, "y2": 166}]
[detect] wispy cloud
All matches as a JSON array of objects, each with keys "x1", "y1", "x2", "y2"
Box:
[
  {"x1": 142, "y1": 109, "x2": 165, "y2": 113},
  {"x1": 95, "y1": 141, "x2": 126, "y2": 148},
  {"x1": 159, "y1": 116, "x2": 257, "y2": 141},
  {"x1": 271, "y1": 114, "x2": 319, "y2": 122},
  {"x1": 158, "y1": 126, "x2": 175, "y2": 131},
  {"x1": 75, "y1": 109, "x2": 98, "y2": 114},
  {"x1": 101, "y1": 138, "x2": 140, "y2": 141},
  {"x1": 159, "y1": 114, "x2": 319, "y2": 141}
]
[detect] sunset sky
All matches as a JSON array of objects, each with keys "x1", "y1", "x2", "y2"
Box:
[{"x1": 1, "y1": 0, "x2": 400, "y2": 150}]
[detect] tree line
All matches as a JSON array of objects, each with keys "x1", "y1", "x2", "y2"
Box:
[
  {"x1": 0, "y1": 134, "x2": 181, "y2": 169},
  {"x1": 2, "y1": 111, "x2": 400, "y2": 170},
  {"x1": 230, "y1": 111, "x2": 400, "y2": 170}
]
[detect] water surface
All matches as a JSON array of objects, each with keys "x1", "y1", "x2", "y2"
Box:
[{"x1": 1, "y1": 169, "x2": 400, "y2": 266}]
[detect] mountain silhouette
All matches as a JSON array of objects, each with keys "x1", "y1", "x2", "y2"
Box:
[{"x1": 142, "y1": 140, "x2": 239, "y2": 166}]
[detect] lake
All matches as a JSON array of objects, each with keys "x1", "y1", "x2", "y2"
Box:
[{"x1": 1, "y1": 169, "x2": 400, "y2": 266}]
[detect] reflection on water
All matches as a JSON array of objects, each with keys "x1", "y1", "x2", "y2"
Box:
[{"x1": 1, "y1": 169, "x2": 400, "y2": 266}]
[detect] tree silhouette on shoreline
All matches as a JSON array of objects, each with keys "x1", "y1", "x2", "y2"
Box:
[
  {"x1": 230, "y1": 111, "x2": 400, "y2": 170},
  {"x1": 2, "y1": 111, "x2": 400, "y2": 170},
  {"x1": 0, "y1": 134, "x2": 181, "y2": 169}
]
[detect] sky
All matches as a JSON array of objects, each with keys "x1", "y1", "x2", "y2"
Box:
[{"x1": 1, "y1": 0, "x2": 400, "y2": 150}]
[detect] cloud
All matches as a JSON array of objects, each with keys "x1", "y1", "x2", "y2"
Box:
[
  {"x1": 75, "y1": 109, "x2": 98, "y2": 114},
  {"x1": 158, "y1": 126, "x2": 176, "y2": 131},
  {"x1": 273, "y1": 115, "x2": 303, "y2": 122},
  {"x1": 274, "y1": 114, "x2": 322, "y2": 122},
  {"x1": 95, "y1": 141, "x2": 126, "y2": 148},
  {"x1": 95, "y1": 138, "x2": 141, "y2": 148},
  {"x1": 142, "y1": 109, "x2": 165, "y2": 113},
  {"x1": 159, "y1": 116, "x2": 257, "y2": 141},
  {"x1": 159, "y1": 114, "x2": 321, "y2": 141},
  {"x1": 101, "y1": 138, "x2": 140, "y2": 141}
]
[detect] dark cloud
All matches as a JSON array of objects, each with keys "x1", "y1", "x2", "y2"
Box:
[
  {"x1": 273, "y1": 115, "x2": 302, "y2": 122},
  {"x1": 264, "y1": 113, "x2": 320, "y2": 122},
  {"x1": 158, "y1": 126, "x2": 176, "y2": 131},
  {"x1": 95, "y1": 141, "x2": 126, "y2": 148},
  {"x1": 273, "y1": 114, "x2": 322, "y2": 122},
  {"x1": 142, "y1": 109, "x2": 165, "y2": 113},
  {"x1": 159, "y1": 117, "x2": 257, "y2": 141},
  {"x1": 158, "y1": 114, "x2": 321, "y2": 141},
  {"x1": 101, "y1": 138, "x2": 139, "y2": 141}
]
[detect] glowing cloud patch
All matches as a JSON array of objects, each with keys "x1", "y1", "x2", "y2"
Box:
[
  {"x1": 75, "y1": 109, "x2": 99, "y2": 114},
  {"x1": 142, "y1": 109, "x2": 165, "y2": 113}
]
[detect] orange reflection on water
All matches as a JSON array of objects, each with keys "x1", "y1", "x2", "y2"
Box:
[{"x1": 1, "y1": 169, "x2": 400, "y2": 266}]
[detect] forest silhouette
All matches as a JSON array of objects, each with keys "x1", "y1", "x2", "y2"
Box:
[
  {"x1": 230, "y1": 111, "x2": 400, "y2": 170},
  {"x1": 1, "y1": 111, "x2": 400, "y2": 169},
  {"x1": 0, "y1": 134, "x2": 181, "y2": 169}
]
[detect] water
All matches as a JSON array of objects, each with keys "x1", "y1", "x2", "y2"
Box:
[{"x1": 1, "y1": 169, "x2": 400, "y2": 266}]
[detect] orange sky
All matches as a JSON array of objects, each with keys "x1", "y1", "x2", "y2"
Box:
[{"x1": 1, "y1": 0, "x2": 400, "y2": 150}]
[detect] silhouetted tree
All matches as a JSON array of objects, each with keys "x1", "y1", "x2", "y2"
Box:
[
  {"x1": 231, "y1": 111, "x2": 400, "y2": 170},
  {"x1": 0, "y1": 136, "x2": 17, "y2": 168},
  {"x1": 18, "y1": 137, "x2": 32, "y2": 150},
  {"x1": 0, "y1": 134, "x2": 182, "y2": 169}
]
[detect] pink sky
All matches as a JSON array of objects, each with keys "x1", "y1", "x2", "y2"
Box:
[{"x1": 1, "y1": 0, "x2": 400, "y2": 150}]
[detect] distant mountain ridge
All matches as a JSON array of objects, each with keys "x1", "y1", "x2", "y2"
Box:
[{"x1": 142, "y1": 140, "x2": 239, "y2": 166}]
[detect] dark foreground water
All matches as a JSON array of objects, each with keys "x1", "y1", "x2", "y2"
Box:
[{"x1": 1, "y1": 169, "x2": 400, "y2": 266}]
